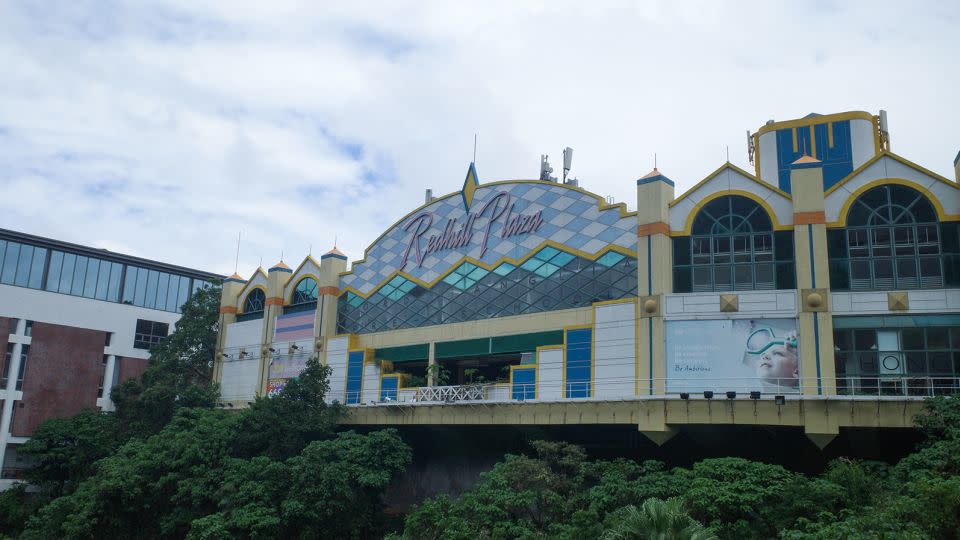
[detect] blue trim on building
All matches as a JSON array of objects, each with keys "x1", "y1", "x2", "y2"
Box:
[
  {"x1": 511, "y1": 367, "x2": 536, "y2": 400},
  {"x1": 345, "y1": 351, "x2": 364, "y2": 405},
  {"x1": 637, "y1": 174, "x2": 675, "y2": 187},
  {"x1": 321, "y1": 252, "x2": 347, "y2": 260},
  {"x1": 379, "y1": 376, "x2": 399, "y2": 401},
  {"x1": 565, "y1": 328, "x2": 592, "y2": 398},
  {"x1": 269, "y1": 266, "x2": 293, "y2": 273}
]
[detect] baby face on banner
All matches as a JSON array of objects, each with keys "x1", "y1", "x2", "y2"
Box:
[{"x1": 743, "y1": 327, "x2": 799, "y2": 388}]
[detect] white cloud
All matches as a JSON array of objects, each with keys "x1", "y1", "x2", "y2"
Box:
[{"x1": 0, "y1": 0, "x2": 957, "y2": 277}]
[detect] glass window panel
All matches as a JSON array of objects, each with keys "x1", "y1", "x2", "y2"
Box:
[
  {"x1": 873, "y1": 259, "x2": 893, "y2": 279},
  {"x1": 107, "y1": 262, "x2": 123, "y2": 302},
  {"x1": 46, "y1": 251, "x2": 63, "y2": 292},
  {"x1": 28, "y1": 247, "x2": 46, "y2": 289},
  {"x1": 755, "y1": 263, "x2": 774, "y2": 289},
  {"x1": 95, "y1": 260, "x2": 111, "y2": 300},
  {"x1": 853, "y1": 330, "x2": 877, "y2": 351},
  {"x1": 71, "y1": 255, "x2": 88, "y2": 295},
  {"x1": 927, "y1": 328, "x2": 949, "y2": 349},
  {"x1": 83, "y1": 257, "x2": 99, "y2": 298},
  {"x1": 693, "y1": 267, "x2": 712, "y2": 291},
  {"x1": 871, "y1": 228, "x2": 891, "y2": 257},
  {"x1": 734, "y1": 265, "x2": 753, "y2": 290},
  {"x1": 122, "y1": 265, "x2": 137, "y2": 304},
  {"x1": 155, "y1": 273, "x2": 170, "y2": 311},
  {"x1": 848, "y1": 230, "x2": 869, "y2": 257},
  {"x1": 901, "y1": 328, "x2": 924, "y2": 350},
  {"x1": 14, "y1": 244, "x2": 34, "y2": 287},
  {"x1": 177, "y1": 277, "x2": 189, "y2": 311},
  {"x1": 713, "y1": 237, "x2": 731, "y2": 263},
  {"x1": 894, "y1": 227, "x2": 914, "y2": 256},
  {"x1": 166, "y1": 275, "x2": 181, "y2": 310},
  {"x1": 144, "y1": 270, "x2": 159, "y2": 309},
  {"x1": 59, "y1": 253, "x2": 77, "y2": 293},
  {"x1": 1, "y1": 242, "x2": 20, "y2": 284},
  {"x1": 0, "y1": 240, "x2": 5, "y2": 274},
  {"x1": 895, "y1": 257, "x2": 917, "y2": 278},
  {"x1": 733, "y1": 235, "x2": 750, "y2": 262},
  {"x1": 134, "y1": 267, "x2": 148, "y2": 306},
  {"x1": 714, "y1": 266, "x2": 731, "y2": 290}
]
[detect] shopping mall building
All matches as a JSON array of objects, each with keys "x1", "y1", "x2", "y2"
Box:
[{"x1": 214, "y1": 110, "x2": 959, "y2": 447}]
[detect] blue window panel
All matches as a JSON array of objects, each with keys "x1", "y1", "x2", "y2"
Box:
[
  {"x1": 0, "y1": 240, "x2": 6, "y2": 275},
  {"x1": 596, "y1": 251, "x2": 625, "y2": 267},
  {"x1": 1, "y1": 242, "x2": 20, "y2": 284},
  {"x1": 177, "y1": 277, "x2": 189, "y2": 311},
  {"x1": 551, "y1": 251, "x2": 575, "y2": 267},
  {"x1": 144, "y1": 270, "x2": 160, "y2": 309},
  {"x1": 71, "y1": 255, "x2": 88, "y2": 296},
  {"x1": 165, "y1": 274, "x2": 181, "y2": 311},
  {"x1": 379, "y1": 376, "x2": 399, "y2": 402},
  {"x1": 107, "y1": 262, "x2": 123, "y2": 302},
  {"x1": 537, "y1": 246, "x2": 560, "y2": 261},
  {"x1": 14, "y1": 244, "x2": 34, "y2": 287},
  {"x1": 28, "y1": 247, "x2": 46, "y2": 290},
  {"x1": 83, "y1": 257, "x2": 99, "y2": 298},
  {"x1": 345, "y1": 351, "x2": 364, "y2": 405},
  {"x1": 134, "y1": 267, "x2": 148, "y2": 306},
  {"x1": 46, "y1": 251, "x2": 63, "y2": 292},
  {"x1": 346, "y1": 291, "x2": 364, "y2": 307},
  {"x1": 94, "y1": 260, "x2": 111, "y2": 300},
  {"x1": 122, "y1": 264, "x2": 137, "y2": 304},
  {"x1": 155, "y1": 273, "x2": 170, "y2": 310},
  {"x1": 493, "y1": 263, "x2": 515, "y2": 276},
  {"x1": 59, "y1": 253, "x2": 77, "y2": 293},
  {"x1": 512, "y1": 367, "x2": 535, "y2": 401},
  {"x1": 565, "y1": 328, "x2": 592, "y2": 398}
]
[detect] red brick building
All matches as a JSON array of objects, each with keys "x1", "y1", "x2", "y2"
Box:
[{"x1": 0, "y1": 228, "x2": 218, "y2": 486}]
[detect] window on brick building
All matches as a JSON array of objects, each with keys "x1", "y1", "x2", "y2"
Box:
[
  {"x1": 97, "y1": 355, "x2": 109, "y2": 398},
  {"x1": 15, "y1": 345, "x2": 28, "y2": 391},
  {"x1": 2, "y1": 344, "x2": 12, "y2": 388},
  {"x1": 7, "y1": 319, "x2": 18, "y2": 336},
  {"x1": 133, "y1": 319, "x2": 169, "y2": 350},
  {"x1": 23, "y1": 321, "x2": 32, "y2": 337}
]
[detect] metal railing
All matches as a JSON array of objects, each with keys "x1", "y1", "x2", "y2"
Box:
[{"x1": 352, "y1": 376, "x2": 960, "y2": 407}]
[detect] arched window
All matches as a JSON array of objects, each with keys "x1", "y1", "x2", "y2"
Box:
[
  {"x1": 292, "y1": 277, "x2": 318, "y2": 305},
  {"x1": 673, "y1": 196, "x2": 793, "y2": 292},
  {"x1": 243, "y1": 288, "x2": 265, "y2": 313},
  {"x1": 830, "y1": 184, "x2": 944, "y2": 290}
]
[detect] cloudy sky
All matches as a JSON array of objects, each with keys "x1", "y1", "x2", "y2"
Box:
[{"x1": 0, "y1": 1, "x2": 957, "y2": 277}]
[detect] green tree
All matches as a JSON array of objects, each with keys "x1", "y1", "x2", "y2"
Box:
[
  {"x1": 110, "y1": 283, "x2": 222, "y2": 440},
  {"x1": 601, "y1": 498, "x2": 716, "y2": 540},
  {"x1": 18, "y1": 409, "x2": 119, "y2": 496},
  {"x1": 231, "y1": 358, "x2": 344, "y2": 460}
]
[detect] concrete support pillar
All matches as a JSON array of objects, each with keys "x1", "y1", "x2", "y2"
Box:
[
  {"x1": 427, "y1": 341, "x2": 437, "y2": 386},
  {"x1": 213, "y1": 273, "x2": 246, "y2": 384},
  {"x1": 789, "y1": 155, "x2": 837, "y2": 398},
  {"x1": 259, "y1": 261, "x2": 293, "y2": 394},
  {"x1": 636, "y1": 169, "x2": 675, "y2": 396},
  {"x1": 317, "y1": 248, "x2": 348, "y2": 364},
  {"x1": 790, "y1": 155, "x2": 839, "y2": 447}
]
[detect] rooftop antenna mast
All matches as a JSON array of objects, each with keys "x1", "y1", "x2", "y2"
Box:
[
  {"x1": 234, "y1": 231, "x2": 241, "y2": 274},
  {"x1": 473, "y1": 133, "x2": 477, "y2": 164}
]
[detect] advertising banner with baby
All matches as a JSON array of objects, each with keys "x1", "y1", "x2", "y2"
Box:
[{"x1": 665, "y1": 318, "x2": 799, "y2": 393}]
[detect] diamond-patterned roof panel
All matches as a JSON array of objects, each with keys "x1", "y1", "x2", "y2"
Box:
[{"x1": 341, "y1": 181, "x2": 637, "y2": 295}]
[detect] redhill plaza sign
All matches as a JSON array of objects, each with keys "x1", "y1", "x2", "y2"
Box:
[{"x1": 400, "y1": 191, "x2": 543, "y2": 270}]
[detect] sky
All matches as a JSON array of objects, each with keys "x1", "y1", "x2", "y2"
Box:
[{"x1": 0, "y1": 1, "x2": 957, "y2": 277}]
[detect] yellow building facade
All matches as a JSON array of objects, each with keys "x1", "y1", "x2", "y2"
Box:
[{"x1": 214, "y1": 110, "x2": 960, "y2": 447}]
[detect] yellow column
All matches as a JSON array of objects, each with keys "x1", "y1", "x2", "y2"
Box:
[
  {"x1": 636, "y1": 169, "x2": 674, "y2": 396},
  {"x1": 214, "y1": 273, "x2": 246, "y2": 384},
  {"x1": 789, "y1": 156, "x2": 836, "y2": 398},
  {"x1": 317, "y1": 248, "x2": 348, "y2": 363},
  {"x1": 260, "y1": 261, "x2": 293, "y2": 394}
]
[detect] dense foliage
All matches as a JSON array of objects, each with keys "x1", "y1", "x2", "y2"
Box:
[
  {"x1": 393, "y1": 397, "x2": 960, "y2": 539},
  {"x1": 1, "y1": 285, "x2": 411, "y2": 540}
]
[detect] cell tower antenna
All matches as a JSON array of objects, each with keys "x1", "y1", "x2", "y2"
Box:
[
  {"x1": 473, "y1": 133, "x2": 477, "y2": 164},
  {"x1": 654, "y1": 153, "x2": 657, "y2": 170},
  {"x1": 726, "y1": 145, "x2": 730, "y2": 162}
]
